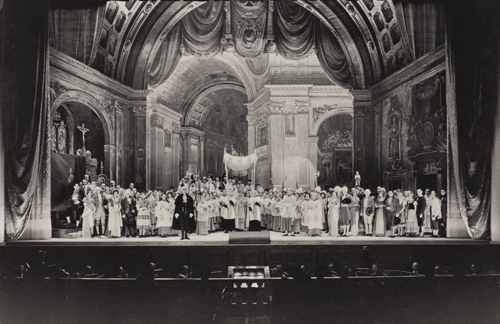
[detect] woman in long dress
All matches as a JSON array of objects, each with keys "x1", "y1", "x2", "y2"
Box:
[
  {"x1": 196, "y1": 194, "x2": 209, "y2": 235},
  {"x1": 405, "y1": 193, "x2": 419, "y2": 236},
  {"x1": 348, "y1": 189, "x2": 360, "y2": 236},
  {"x1": 136, "y1": 192, "x2": 151, "y2": 237},
  {"x1": 339, "y1": 188, "x2": 350, "y2": 236},
  {"x1": 107, "y1": 190, "x2": 123, "y2": 238},
  {"x1": 374, "y1": 190, "x2": 387, "y2": 237},
  {"x1": 81, "y1": 188, "x2": 95, "y2": 239},
  {"x1": 156, "y1": 193, "x2": 170, "y2": 237},
  {"x1": 328, "y1": 192, "x2": 340, "y2": 237},
  {"x1": 385, "y1": 191, "x2": 397, "y2": 237}
]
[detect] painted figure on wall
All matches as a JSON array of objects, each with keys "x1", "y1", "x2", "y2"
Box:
[{"x1": 58, "y1": 120, "x2": 67, "y2": 154}]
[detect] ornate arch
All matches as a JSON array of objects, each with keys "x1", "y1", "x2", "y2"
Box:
[
  {"x1": 49, "y1": 90, "x2": 113, "y2": 145},
  {"x1": 184, "y1": 84, "x2": 247, "y2": 128},
  {"x1": 312, "y1": 107, "x2": 353, "y2": 136},
  {"x1": 122, "y1": 1, "x2": 379, "y2": 91}
]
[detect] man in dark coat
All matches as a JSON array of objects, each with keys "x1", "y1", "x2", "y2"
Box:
[
  {"x1": 173, "y1": 186, "x2": 195, "y2": 240},
  {"x1": 122, "y1": 192, "x2": 137, "y2": 237},
  {"x1": 416, "y1": 188, "x2": 427, "y2": 237}
]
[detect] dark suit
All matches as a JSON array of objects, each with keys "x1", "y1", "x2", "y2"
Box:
[
  {"x1": 173, "y1": 194, "x2": 195, "y2": 238},
  {"x1": 122, "y1": 198, "x2": 137, "y2": 236},
  {"x1": 416, "y1": 196, "x2": 426, "y2": 227}
]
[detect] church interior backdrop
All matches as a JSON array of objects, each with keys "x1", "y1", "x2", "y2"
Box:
[{"x1": 0, "y1": 0, "x2": 497, "y2": 241}]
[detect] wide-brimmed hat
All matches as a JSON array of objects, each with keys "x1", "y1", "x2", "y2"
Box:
[
  {"x1": 296, "y1": 188, "x2": 304, "y2": 194},
  {"x1": 315, "y1": 186, "x2": 321, "y2": 193}
]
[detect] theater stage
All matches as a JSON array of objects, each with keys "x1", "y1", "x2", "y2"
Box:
[{"x1": 2, "y1": 231, "x2": 495, "y2": 247}]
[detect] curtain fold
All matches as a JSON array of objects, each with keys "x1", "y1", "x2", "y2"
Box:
[
  {"x1": 181, "y1": 0, "x2": 225, "y2": 58},
  {"x1": 149, "y1": 24, "x2": 182, "y2": 87},
  {"x1": 2, "y1": 0, "x2": 52, "y2": 240},
  {"x1": 396, "y1": 1, "x2": 445, "y2": 60},
  {"x1": 273, "y1": 0, "x2": 316, "y2": 60},
  {"x1": 315, "y1": 21, "x2": 352, "y2": 89},
  {"x1": 149, "y1": 1, "x2": 353, "y2": 89},
  {"x1": 48, "y1": 4, "x2": 105, "y2": 66},
  {"x1": 446, "y1": 2, "x2": 492, "y2": 239}
]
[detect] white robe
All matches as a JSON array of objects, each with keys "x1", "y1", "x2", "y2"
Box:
[{"x1": 308, "y1": 200, "x2": 323, "y2": 230}]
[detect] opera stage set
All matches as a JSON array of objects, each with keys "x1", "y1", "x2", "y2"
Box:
[{"x1": 1, "y1": 0, "x2": 500, "y2": 323}]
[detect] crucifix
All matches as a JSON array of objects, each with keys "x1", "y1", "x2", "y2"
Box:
[{"x1": 77, "y1": 123, "x2": 89, "y2": 152}]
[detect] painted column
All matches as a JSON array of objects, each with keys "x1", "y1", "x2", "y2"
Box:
[
  {"x1": 199, "y1": 136, "x2": 205, "y2": 177},
  {"x1": 132, "y1": 106, "x2": 147, "y2": 190},
  {"x1": 115, "y1": 103, "x2": 124, "y2": 187},
  {"x1": 308, "y1": 137, "x2": 319, "y2": 189},
  {"x1": 353, "y1": 106, "x2": 366, "y2": 187},
  {"x1": 103, "y1": 144, "x2": 116, "y2": 181},
  {"x1": 373, "y1": 103, "x2": 382, "y2": 186},
  {"x1": 269, "y1": 102, "x2": 285, "y2": 190},
  {"x1": 180, "y1": 132, "x2": 190, "y2": 178},
  {"x1": 150, "y1": 114, "x2": 165, "y2": 190},
  {"x1": 172, "y1": 125, "x2": 181, "y2": 187},
  {"x1": 295, "y1": 100, "x2": 310, "y2": 189}
]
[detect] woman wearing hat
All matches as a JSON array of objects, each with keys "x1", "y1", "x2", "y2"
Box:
[{"x1": 374, "y1": 188, "x2": 387, "y2": 237}]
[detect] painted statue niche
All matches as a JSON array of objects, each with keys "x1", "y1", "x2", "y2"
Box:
[
  {"x1": 51, "y1": 105, "x2": 76, "y2": 154},
  {"x1": 385, "y1": 97, "x2": 403, "y2": 161}
]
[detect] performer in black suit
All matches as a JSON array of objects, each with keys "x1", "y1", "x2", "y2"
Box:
[
  {"x1": 173, "y1": 186, "x2": 195, "y2": 240},
  {"x1": 122, "y1": 193, "x2": 137, "y2": 237},
  {"x1": 416, "y1": 188, "x2": 427, "y2": 237}
]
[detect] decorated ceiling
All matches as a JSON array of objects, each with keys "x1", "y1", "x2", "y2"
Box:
[{"x1": 87, "y1": 0, "x2": 417, "y2": 90}]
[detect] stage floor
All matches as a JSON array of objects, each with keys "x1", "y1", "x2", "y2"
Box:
[{"x1": 3, "y1": 231, "x2": 496, "y2": 247}]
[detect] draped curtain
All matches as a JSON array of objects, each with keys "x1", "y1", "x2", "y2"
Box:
[
  {"x1": 2, "y1": 0, "x2": 52, "y2": 240},
  {"x1": 149, "y1": 1, "x2": 352, "y2": 89},
  {"x1": 446, "y1": 1, "x2": 494, "y2": 239},
  {"x1": 395, "y1": 0, "x2": 445, "y2": 60},
  {"x1": 273, "y1": 0, "x2": 316, "y2": 60},
  {"x1": 149, "y1": 24, "x2": 182, "y2": 87},
  {"x1": 48, "y1": 3, "x2": 105, "y2": 66}
]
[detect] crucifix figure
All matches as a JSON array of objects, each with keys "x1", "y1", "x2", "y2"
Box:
[{"x1": 77, "y1": 123, "x2": 89, "y2": 152}]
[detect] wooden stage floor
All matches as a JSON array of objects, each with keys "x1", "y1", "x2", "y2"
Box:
[{"x1": 3, "y1": 231, "x2": 495, "y2": 247}]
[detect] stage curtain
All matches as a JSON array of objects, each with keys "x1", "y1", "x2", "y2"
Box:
[
  {"x1": 149, "y1": 24, "x2": 182, "y2": 87},
  {"x1": 273, "y1": 0, "x2": 316, "y2": 61},
  {"x1": 48, "y1": 2, "x2": 105, "y2": 66},
  {"x1": 446, "y1": 2, "x2": 493, "y2": 239},
  {"x1": 395, "y1": 1, "x2": 445, "y2": 60},
  {"x1": 2, "y1": 0, "x2": 52, "y2": 240},
  {"x1": 181, "y1": 0, "x2": 224, "y2": 57},
  {"x1": 314, "y1": 20, "x2": 352, "y2": 89}
]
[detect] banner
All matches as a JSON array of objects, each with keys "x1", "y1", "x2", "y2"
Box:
[{"x1": 223, "y1": 152, "x2": 257, "y2": 172}]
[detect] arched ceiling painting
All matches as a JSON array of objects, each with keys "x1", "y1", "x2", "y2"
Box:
[{"x1": 89, "y1": 0, "x2": 413, "y2": 91}]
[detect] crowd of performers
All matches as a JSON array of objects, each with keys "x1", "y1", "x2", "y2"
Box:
[{"x1": 69, "y1": 175, "x2": 448, "y2": 239}]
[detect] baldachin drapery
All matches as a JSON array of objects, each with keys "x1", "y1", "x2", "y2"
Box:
[
  {"x1": 224, "y1": 152, "x2": 258, "y2": 173},
  {"x1": 2, "y1": 0, "x2": 52, "y2": 240},
  {"x1": 149, "y1": 0, "x2": 352, "y2": 89}
]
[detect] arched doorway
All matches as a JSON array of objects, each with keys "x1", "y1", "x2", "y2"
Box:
[
  {"x1": 317, "y1": 114, "x2": 353, "y2": 190},
  {"x1": 49, "y1": 94, "x2": 110, "y2": 232}
]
